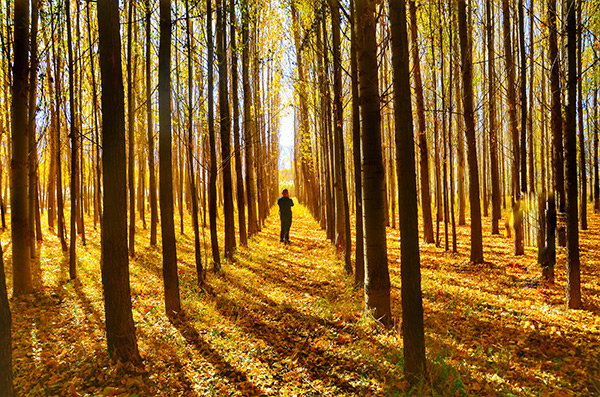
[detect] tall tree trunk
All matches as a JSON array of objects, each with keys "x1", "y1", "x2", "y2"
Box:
[
  {"x1": 448, "y1": 10, "x2": 457, "y2": 253},
  {"x1": 577, "y1": 0, "x2": 586, "y2": 230},
  {"x1": 67, "y1": 0, "x2": 79, "y2": 279},
  {"x1": 564, "y1": 0, "x2": 581, "y2": 309},
  {"x1": 0, "y1": 244, "x2": 12, "y2": 396},
  {"x1": 503, "y1": 0, "x2": 524, "y2": 255},
  {"x1": 127, "y1": 0, "x2": 136, "y2": 257},
  {"x1": 159, "y1": 0, "x2": 182, "y2": 317},
  {"x1": 409, "y1": 0, "x2": 434, "y2": 244},
  {"x1": 185, "y1": 0, "x2": 204, "y2": 283},
  {"x1": 97, "y1": 0, "x2": 142, "y2": 364},
  {"x1": 458, "y1": 0, "x2": 484, "y2": 263},
  {"x1": 207, "y1": 0, "x2": 220, "y2": 269},
  {"x1": 519, "y1": 0, "x2": 527, "y2": 193},
  {"x1": 217, "y1": 0, "x2": 235, "y2": 258},
  {"x1": 51, "y1": 9, "x2": 68, "y2": 253},
  {"x1": 230, "y1": 0, "x2": 247, "y2": 247},
  {"x1": 242, "y1": 0, "x2": 257, "y2": 237},
  {"x1": 356, "y1": 0, "x2": 391, "y2": 325},
  {"x1": 594, "y1": 82, "x2": 599, "y2": 213},
  {"x1": 146, "y1": 0, "x2": 158, "y2": 246},
  {"x1": 11, "y1": 0, "x2": 32, "y2": 294},
  {"x1": 486, "y1": 0, "x2": 501, "y2": 235},
  {"x1": 28, "y1": 0, "x2": 40, "y2": 258},
  {"x1": 47, "y1": 60, "x2": 56, "y2": 231},
  {"x1": 390, "y1": 0, "x2": 426, "y2": 383},
  {"x1": 350, "y1": 0, "x2": 364, "y2": 286},
  {"x1": 528, "y1": 0, "x2": 535, "y2": 193},
  {"x1": 330, "y1": 0, "x2": 352, "y2": 273}
]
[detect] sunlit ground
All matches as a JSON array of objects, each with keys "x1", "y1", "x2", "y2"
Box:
[{"x1": 3, "y1": 200, "x2": 599, "y2": 395}]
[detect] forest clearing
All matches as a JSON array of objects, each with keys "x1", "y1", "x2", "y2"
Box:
[
  {"x1": 3, "y1": 204, "x2": 600, "y2": 396},
  {"x1": 2, "y1": 0, "x2": 600, "y2": 395}
]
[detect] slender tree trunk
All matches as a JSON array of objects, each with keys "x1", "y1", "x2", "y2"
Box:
[
  {"x1": 409, "y1": 0, "x2": 434, "y2": 244},
  {"x1": 185, "y1": 0, "x2": 204, "y2": 283},
  {"x1": 594, "y1": 82, "x2": 599, "y2": 212},
  {"x1": 230, "y1": 0, "x2": 247, "y2": 247},
  {"x1": 356, "y1": 0, "x2": 391, "y2": 325},
  {"x1": 146, "y1": 0, "x2": 158, "y2": 246},
  {"x1": 217, "y1": 0, "x2": 235, "y2": 258},
  {"x1": 11, "y1": 0, "x2": 32, "y2": 294},
  {"x1": 242, "y1": 0, "x2": 257, "y2": 237},
  {"x1": 448, "y1": 11, "x2": 457, "y2": 253},
  {"x1": 47, "y1": 61, "x2": 56, "y2": 231},
  {"x1": 528, "y1": 0, "x2": 535, "y2": 193},
  {"x1": 390, "y1": 0, "x2": 426, "y2": 383},
  {"x1": 207, "y1": 0, "x2": 220, "y2": 269},
  {"x1": 0, "y1": 244, "x2": 12, "y2": 396},
  {"x1": 97, "y1": 0, "x2": 142, "y2": 364},
  {"x1": 330, "y1": 0, "x2": 351, "y2": 272},
  {"x1": 127, "y1": 0, "x2": 136, "y2": 257},
  {"x1": 487, "y1": 0, "x2": 501, "y2": 235},
  {"x1": 28, "y1": 0, "x2": 40, "y2": 258},
  {"x1": 159, "y1": 0, "x2": 182, "y2": 317},
  {"x1": 577, "y1": 1, "x2": 586, "y2": 230},
  {"x1": 350, "y1": 0, "x2": 364, "y2": 286},
  {"x1": 458, "y1": 0, "x2": 483, "y2": 263},
  {"x1": 67, "y1": 0, "x2": 79, "y2": 279},
  {"x1": 564, "y1": 0, "x2": 581, "y2": 309},
  {"x1": 519, "y1": 0, "x2": 527, "y2": 193}
]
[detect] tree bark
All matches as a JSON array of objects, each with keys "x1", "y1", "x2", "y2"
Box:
[
  {"x1": 217, "y1": 0, "x2": 236, "y2": 259},
  {"x1": 564, "y1": 0, "x2": 581, "y2": 309},
  {"x1": 146, "y1": 0, "x2": 158, "y2": 247},
  {"x1": 28, "y1": 0, "x2": 40, "y2": 258},
  {"x1": 11, "y1": 0, "x2": 32, "y2": 295},
  {"x1": 97, "y1": 0, "x2": 142, "y2": 364},
  {"x1": 577, "y1": 0, "x2": 586, "y2": 230},
  {"x1": 458, "y1": 0, "x2": 484, "y2": 263},
  {"x1": 390, "y1": 0, "x2": 426, "y2": 383},
  {"x1": 356, "y1": 0, "x2": 391, "y2": 325},
  {"x1": 230, "y1": 0, "x2": 247, "y2": 247},
  {"x1": 409, "y1": 0, "x2": 434, "y2": 244},
  {"x1": 127, "y1": 0, "x2": 136, "y2": 257},
  {"x1": 159, "y1": 0, "x2": 182, "y2": 317}
]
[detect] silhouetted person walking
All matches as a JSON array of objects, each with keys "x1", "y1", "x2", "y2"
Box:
[{"x1": 277, "y1": 189, "x2": 294, "y2": 244}]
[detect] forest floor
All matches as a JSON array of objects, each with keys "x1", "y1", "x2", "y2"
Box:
[{"x1": 3, "y1": 202, "x2": 600, "y2": 396}]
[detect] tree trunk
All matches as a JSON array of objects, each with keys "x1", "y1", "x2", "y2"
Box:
[
  {"x1": 519, "y1": 0, "x2": 527, "y2": 193},
  {"x1": 486, "y1": 0, "x2": 501, "y2": 235},
  {"x1": 28, "y1": 0, "x2": 40, "y2": 259},
  {"x1": 97, "y1": 0, "x2": 142, "y2": 364},
  {"x1": 594, "y1": 82, "x2": 599, "y2": 213},
  {"x1": 350, "y1": 0, "x2": 364, "y2": 286},
  {"x1": 458, "y1": 0, "x2": 483, "y2": 263},
  {"x1": 159, "y1": 0, "x2": 182, "y2": 317},
  {"x1": 564, "y1": 0, "x2": 581, "y2": 309},
  {"x1": 390, "y1": 0, "x2": 426, "y2": 383},
  {"x1": 47, "y1": 60, "x2": 56, "y2": 231},
  {"x1": 356, "y1": 0, "x2": 391, "y2": 325},
  {"x1": 207, "y1": 0, "x2": 220, "y2": 269},
  {"x1": 409, "y1": 0, "x2": 434, "y2": 244},
  {"x1": 230, "y1": 0, "x2": 247, "y2": 247},
  {"x1": 127, "y1": 0, "x2": 136, "y2": 257},
  {"x1": 146, "y1": 0, "x2": 158, "y2": 247},
  {"x1": 217, "y1": 0, "x2": 235, "y2": 259},
  {"x1": 11, "y1": 0, "x2": 32, "y2": 295},
  {"x1": 67, "y1": 0, "x2": 79, "y2": 279},
  {"x1": 330, "y1": 0, "x2": 351, "y2": 273},
  {"x1": 577, "y1": 0, "x2": 586, "y2": 230},
  {"x1": 242, "y1": 0, "x2": 258, "y2": 237}
]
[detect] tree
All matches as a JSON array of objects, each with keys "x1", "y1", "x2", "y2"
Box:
[
  {"x1": 28, "y1": 0, "x2": 40, "y2": 259},
  {"x1": 145, "y1": 0, "x2": 158, "y2": 247},
  {"x1": 127, "y1": 0, "x2": 136, "y2": 257},
  {"x1": 242, "y1": 0, "x2": 258, "y2": 237},
  {"x1": 230, "y1": 0, "x2": 247, "y2": 247},
  {"x1": 390, "y1": 0, "x2": 426, "y2": 382},
  {"x1": 207, "y1": 0, "x2": 221, "y2": 268},
  {"x1": 486, "y1": 0, "x2": 501, "y2": 235},
  {"x1": 458, "y1": 0, "x2": 483, "y2": 263},
  {"x1": 330, "y1": 0, "x2": 351, "y2": 273},
  {"x1": 159, "y1": 0, "x2": 182, "y2": 317},
  {"x1": 564, "y1": 0, "x2": 581, "y2": 309},
  {"x1": 11, "y1": 0, "x2": 32, "y2": 295},
  {"x1": 408, "y1": 0, "x2": 434, "y2": 244},
  {"x1": 349, "y1": 0, "x2": 364, "y2": 286},
  {"x1": 217, "y1": 0, "x2": 236, "y2": 259},
  {"x1": 97, "y1": 0, "x2": 142, "y2": 363},
  {"x1": 355, "y1": 0, "x2": 391, "y2": 324}
]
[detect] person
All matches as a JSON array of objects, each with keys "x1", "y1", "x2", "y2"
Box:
[{"x1": 277, "y1": 189, "x2": 294, "y2": 244}]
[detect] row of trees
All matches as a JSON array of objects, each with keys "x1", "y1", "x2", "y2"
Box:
[
  {"x1": 1, "y1": 0, "x2": 288, "y2": 393},
  {"x1": 290, "y1": 0, "x2": 598, "y2": 382}
]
